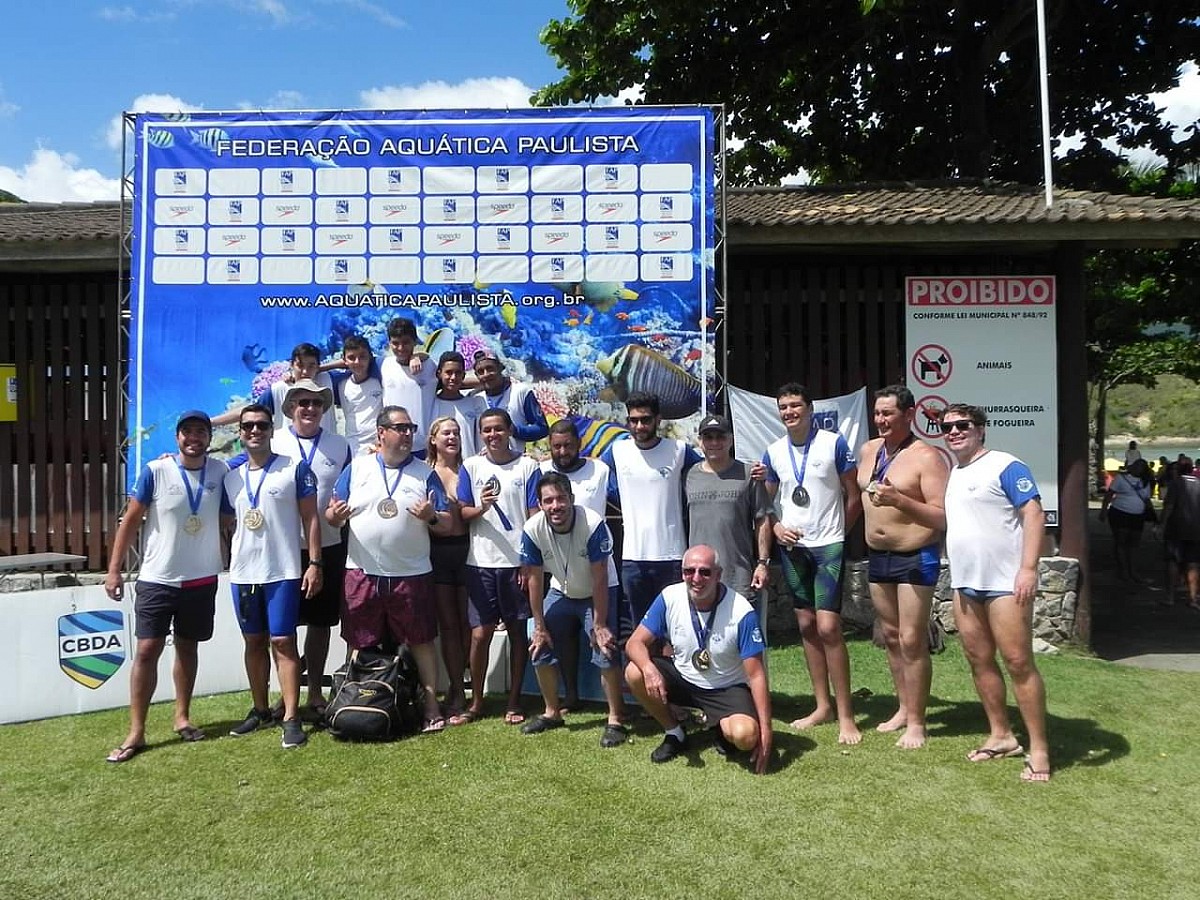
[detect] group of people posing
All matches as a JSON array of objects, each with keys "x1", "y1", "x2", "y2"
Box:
[{"x1": 103, "y1": 324, "x2": 1051, "y2": 782}]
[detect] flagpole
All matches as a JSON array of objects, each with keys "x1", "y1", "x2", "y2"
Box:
[{"x1": 1036, "y1": 0, "x2": 1053, "y2": 208}]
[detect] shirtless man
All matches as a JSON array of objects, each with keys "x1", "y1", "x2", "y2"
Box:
[{"x1": 857, "y1": 385, "x2": 948, "y2": 749}]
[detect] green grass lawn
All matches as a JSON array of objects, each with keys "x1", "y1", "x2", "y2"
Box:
[{"x1": 2, "y1": 637, "x2": 1197, "y2": 900}]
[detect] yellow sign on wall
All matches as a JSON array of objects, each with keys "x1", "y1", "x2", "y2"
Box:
[{"x1": 0, "y1": 365, "x2": 16, "y2": 422}]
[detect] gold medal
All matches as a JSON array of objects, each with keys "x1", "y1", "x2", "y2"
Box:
[
  {"x1": 184, "y1": 514, "x2": 203, "y2": 535},
  {"x1": 377, "y1": 498, "x2": 399, "y2": 519},
  {"x1": 243, "y1": 508, "x2": 265, "y2": 530},
  {"x1": 692, "y1": 649, "x2": 712, "y2": 671}
]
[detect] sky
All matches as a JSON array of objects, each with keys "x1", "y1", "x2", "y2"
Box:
[{"x1": 1, "y1": 2, "x2": 1197, "y2": 204}]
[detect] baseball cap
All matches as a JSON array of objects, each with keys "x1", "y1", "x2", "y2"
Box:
[
  {"x1": 472, "y1": 348, "x2": 502, "y2": 365},
  {"x1": 698, "y1": 414, "x2": 732, "y2": 435},
  {"x1": 282, "y1": 379, "x2": 334, "y2": 416},
  {"x1": 176, "y1": 410, "x2": 212, "y2": 432}
]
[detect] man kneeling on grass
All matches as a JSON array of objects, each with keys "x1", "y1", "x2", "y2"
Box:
[{"x1": 624, "y1": 545, "x2": 773, "y2": 773}]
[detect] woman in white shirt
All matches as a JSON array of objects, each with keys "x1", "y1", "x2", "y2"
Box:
[{"x1": 1101, "y1": 458, "x2": 1154, "y2": 583}]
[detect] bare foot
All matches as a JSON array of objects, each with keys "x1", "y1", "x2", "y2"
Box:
[
  {"x1": 875, "y1": 710, "x2": 907, "y2": 733},
  {"x1": 895, "y1": 725, "x2": 926, "y2": 750},
  {"x1": 837, "y1": 721, "x2": 863, "y2": 745},
  {"x1": 789, "y1": 709, "x2": 833, "y2": 730}
]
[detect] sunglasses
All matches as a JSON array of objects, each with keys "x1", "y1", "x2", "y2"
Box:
[
  {"x1": 239, "y1": 421, "x2": 271, "y2": 433},
  {"x1": 293, "y1": 398, "x2": 323, "y2": 409},
  {"x1": 682, "y1": 566, "x2": 713, "y2": 577},
  {"x1": 940, "y1": 420, "x2": 975, "y2": 433},
  {"x1": 380, "y1": 422, "x2": 417, "y2": 434},
  {"x1": 627, "y1": 415, "x2": 656, "y2": 425}
]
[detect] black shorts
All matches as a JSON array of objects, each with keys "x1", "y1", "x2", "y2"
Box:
[
  {"x1": 1165, "y1": 540, "x2": 1200, "y2": 566},
  {"x1": 300, "y1": 541, "x2": 347, "y2": 628},
  {"x1": 430, "y1": 533, "x2": 469, "y2": 586},
  {"x1": 867, "y1": 544, "x2": 940, "y2": 586},
  {"x1": 133, "y1": 578, "x2": 217, "y2": 641},
  {"x1": 650, "y1": 656, "x2": 757, "y2": 724}
]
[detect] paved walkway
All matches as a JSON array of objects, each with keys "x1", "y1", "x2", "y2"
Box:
[{"x1": 1089, "y1": 507, "x2": 1200, "y2": 672}]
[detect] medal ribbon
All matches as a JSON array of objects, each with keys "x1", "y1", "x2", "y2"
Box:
[
  {"x1": 244, "y1": 454, "x2": 276, "y2": 510},
  {"x1": 872, "y1": 434, "x2": 915, "y2": 482},
  {"x1": 177, "y1": 457, "x2": 207, "y2": 517},
  {"x1": 377, "y1": 453, "x2": 409, "y2": 501},
  {"x1": 787, "y1": 424, "x2": 817, "y2": 496},
  {"x1": 689, "y1": 586, "x2": 725, "y2": 655},
  {"x1": 290, "y1": 426, "x2": 322, "y2": 469},
  {"x1": 485, "y1": 383, "x2": 511, "y2": 411}
]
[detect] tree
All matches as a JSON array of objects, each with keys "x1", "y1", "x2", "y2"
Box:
[
  {"x1": 1086, "y1": 169, "x2": 1200, "y2": 485},
  {"x1": 535, "y1": 1, "x2": 1199, "y2": 189}
]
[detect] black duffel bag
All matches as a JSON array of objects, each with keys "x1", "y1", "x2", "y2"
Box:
[{"x1": 324, "y1": 646, "x2": 421, "y2": 741}]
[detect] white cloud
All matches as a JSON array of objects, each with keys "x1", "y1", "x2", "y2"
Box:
[
  {"x1": 326, "y1": 0, "x2": 404, "y2": 29},
  {"x1": 1152, "y1": 61, "x2": 1199, "y2": 141},
  {"x1": 360, "y1": 77, "x2": 535, "y2": 110},
  {"x1": 0, "y1": 147, "x2": 120, "y2": 203},
  {"x1": 237, "y1": 89, "x2": 308, "y2": 111},
  {"x1": 105, "y1": 93, "x2": 203, "y2": 150},
  {"x1": 98, "y1": 5, "x2": 175, "y2": 23},
  {"x1": 236, "y1": 0, "x2": 293, "y2": 25}
]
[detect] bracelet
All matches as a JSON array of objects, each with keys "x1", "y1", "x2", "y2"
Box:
[{"x1": 308, "y1": 559, "x2": 323, "y2": 569}]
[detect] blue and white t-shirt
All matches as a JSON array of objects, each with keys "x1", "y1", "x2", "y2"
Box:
[
  {"x1": 131, "y1": 456, "x2": 229, "y2": 585},
  {"x1": 477, "y1": 380, "x2": 548, "y2": 454},
  {"x1": 258, "y1": 372, "x2": 337, "y2": 434},
  {"x1": 330, "y1": 370, "x2": 384, "y2": 452},
  {"x1": 271, "y1": 427, "x2": 351, "y2": 548},
  {"x1": 520, "y1": 505, "x2": 613, "y2": 600},
  {"x1": 639, "y1": 582, "x2": 766, "y2": 690},
  {"x1": 945, "y1": 450, "x2": 1041, "y2": 592},
  {"x1": 221, "y1": 455, "x2": 316, "y2": 584},
  {"x1": 379, "y1": 354, "x2": 436, "y2": 449},
  {"x1": 430, "y1": 393, "x2": 488, "y2": 458},
  {"x1": 458, "y1": 454, "x2": 541, "y2": 567},
  {"x1": 762, "y1": 427, "x2": 856, "y2": 547}
]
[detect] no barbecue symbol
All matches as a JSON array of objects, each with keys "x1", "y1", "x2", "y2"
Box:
[
  {"x1": 911, "y1": 344, "x2": 952, "y2": 388},
  {"x1": 914, "y1": 395, "x2": 948, "y2": 440}
]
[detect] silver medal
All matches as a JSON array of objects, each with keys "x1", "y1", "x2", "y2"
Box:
[
  {"x1": 184, "y1": 514, "x2": 203, "y2": 535},
  {"x1": 377, "y1": 498, "x2": 399, "y2": 519},
  {"x1": 791, "y1": 485, "x2": 810, "y2": 507},
  {"x1": 243, "y1": 508, "x2": 265, "y2": 530}
]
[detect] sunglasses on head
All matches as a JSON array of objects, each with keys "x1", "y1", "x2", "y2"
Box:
[
  {"x1": 239, "y1": 421, "x2": 271, "y2": 433},
  {"x1": 682, "y1": 566, "x2": 713, "y2": 577},
  {"x1": 940, "y1": 420, "x2": 975, "y2": 433},
  {"x1": 380, "y1": 422, "x2": 417, "y2": 434}
]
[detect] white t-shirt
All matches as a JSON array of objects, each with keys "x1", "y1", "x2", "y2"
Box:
[
  {"x1": 639, "y1": 582, "x2": 766, "y2": 690},
  {"x1": 540, "y1": 457, "x2": 618, "y2": 587},
  {"x1": 945, "y1": 450, "x2": 1041, "y2": 593},
  {"x1": 222, "y1": 455, "x2": 316, "y2": 584},
  {"x1": 458, "y1": 454, "x2": 541, "y2": 567},
  {"x1": 332, "y1": 372, "x2": 384, "y2": 452},
  {"x1": 379, "y1": 354, "x2": 436, "y2": 448},
  {"x1": 430, "y1": 393, "x2": 488, "y2": 458},
  {"x1": 334, "y1": 454, "x2": 448, "y2": 578},
  {"x1": 762, "y1": 428, "x2": 856, "y2": 548},
  {"x1": 131, "y1": 455, "x2": 229, "y2": 584},
  {"x1": 271, "y1": 427, "x2": 351, "y2": 547},
  {"x1": 520, "y1": 506, "x2": 613, "y2": 600},
  {"x1": 477, "y1": 380, "x2": 545, "y2": 453},
  {"x1": 260, "y1": 371, "x2": 337, "y2": 434},
  {"x1": 601, "y1": 438, "x2": 699, "y2": 561}
]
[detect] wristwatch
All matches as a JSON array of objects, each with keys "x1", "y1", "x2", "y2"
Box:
[{"x1": 756, "y1": 559, "x2": 770, "y2": 567}]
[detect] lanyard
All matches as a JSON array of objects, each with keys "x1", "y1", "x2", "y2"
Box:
[
  {"x1": 689, "y1": 587, "x2": 724, "y2": 652},
  {"x1": 177, "y1": 458, "x2": 207, "y2": 516},
  {"x1": 872, "y1": 434, "x2": 914, "y2": 482},
  {"x1": 243, "y1": 455, "x2": 276, "y2": 510},
  {"x1": 290, "y1": 426, "x2": 322, "y2": 468},
  {"x1": 787, "y1": 425, "x2": 817, "y2": 490},
  {"x1": 486, "y1": 383, "x2": 511, "y2": 410},
  {"x1": 377, "y1": 453, "x2": 411, "y2": 500}
]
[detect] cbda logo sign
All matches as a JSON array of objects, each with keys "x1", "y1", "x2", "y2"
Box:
[{"x1": 58, "y1": 610, "x2": 126, "y2": 689}]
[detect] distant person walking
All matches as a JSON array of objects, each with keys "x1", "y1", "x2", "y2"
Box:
[
  {"x1": 1100, "y1": 458, "x2": 1154, "y2": 584},
  {"x1": 1162, "y1": 456, "x2": 1200, "y2": 609}
]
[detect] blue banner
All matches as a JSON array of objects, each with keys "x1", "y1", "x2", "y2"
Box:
[{"x1": 129, "y1": 107, "x2": 718, "y2": 476}]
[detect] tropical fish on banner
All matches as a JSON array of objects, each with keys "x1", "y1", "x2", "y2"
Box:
[
  {"x1": 726, "y1": 386, "x2": 869, "y2": 465},
  {"x1": 58, "y1": 610, "x2": 127, "y2": 689}
]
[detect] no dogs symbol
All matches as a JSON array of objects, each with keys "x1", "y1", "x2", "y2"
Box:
[{"x1": 911, "y1": 344, "x2": 952, "y2": 388}]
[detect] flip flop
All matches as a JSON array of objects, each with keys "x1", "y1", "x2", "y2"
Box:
[
  {"x1": 1021, "y1": 760, "x2": 1052, "y2": 783},
  {"x1": 106, "y1": 743, "x2": 146, "y2": 764},
  {"x1": 966, "y1": 744, "x2": 1024, "y2": 762},
  {"x1": 448, "y1": 710, "x2": 479, "y2": 727},
  {"x1": 421, "y1": 716, "x2": 446, "y2": 734},
  {"x1": 504, "y1": 710, "x2": 526, "y2": 726},
  {"x1": 175, "y1": 725, "x2": 206, "y2": 743}
]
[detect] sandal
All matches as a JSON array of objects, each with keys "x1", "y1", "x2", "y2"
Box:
[
  {"x1": 966, "y1": 743, "x2": 1024, "y2": 763},
  {"x1": 174, "y1": 725, "x2": 206, "y2": 743},
  {"x1": 421, "y1": 716, "x2": 446, "y2": 734},
  {"x1": 448, "y1": 709, "x2": 480, "y2": 727},
  {"x1": 504, "y1": 709, "x2": 526, "y2": 726},
  {"x1": 1021, "y1": 759, "x2": 1052, "y2": 783},
  {"x1": 106, "y1": 743, "x2": 146, "y2": 764}
]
